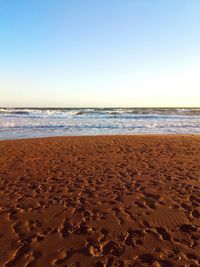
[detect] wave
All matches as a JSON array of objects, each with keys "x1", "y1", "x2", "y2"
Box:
[
  {"x1": 1, "y1": 107, "x2": 200, "y2": 117},
  {"x1": 0, "y1": 109, "x2": 30, "y2": 115},
  {"x1": 0, "y1": 107, "x2": 200, "y2": 139}
]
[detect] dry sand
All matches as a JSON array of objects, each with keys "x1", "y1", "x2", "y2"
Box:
[{"x1": 0, "y1": 135, "x2": 199, "y2": 266}]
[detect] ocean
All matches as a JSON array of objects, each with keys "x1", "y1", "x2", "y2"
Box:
[{"x1": 0, "y1": 108, "x2": 200, "y2": 140}]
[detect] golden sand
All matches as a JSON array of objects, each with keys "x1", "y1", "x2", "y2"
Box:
[{"x1": 0, "y1": 135, "x2": 199, "y2": 266}]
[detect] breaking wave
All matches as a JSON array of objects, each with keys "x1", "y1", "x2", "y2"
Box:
[{"x1": 0, "y1": 108, "x2": 200, "y2": 139}]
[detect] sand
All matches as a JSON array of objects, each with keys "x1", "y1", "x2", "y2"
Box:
[{"x1": 0, "y1": 135, "x2": 199, "y2": 266}]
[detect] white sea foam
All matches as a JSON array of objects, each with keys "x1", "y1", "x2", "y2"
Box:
[{"x1": 0, "y1": 108, "x2": 200, "y2": 139}]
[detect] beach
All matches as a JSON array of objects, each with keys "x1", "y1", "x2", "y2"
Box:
[{"x1": 0, "y1": 135, "x2": 199, "y2": 266}]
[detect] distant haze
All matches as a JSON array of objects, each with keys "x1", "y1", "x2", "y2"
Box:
[{"x1": 0, "y1": 0, "x2": 200, "y2": 107}]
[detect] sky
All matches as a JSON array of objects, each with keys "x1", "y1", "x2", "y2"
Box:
[{"x1": 0, "y1": 0, "x2": 200, "y2": 107}]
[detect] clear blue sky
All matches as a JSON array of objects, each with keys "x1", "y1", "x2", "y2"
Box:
[{"x1": 0, "y1": 0, "x2": 200, "y2": 107}]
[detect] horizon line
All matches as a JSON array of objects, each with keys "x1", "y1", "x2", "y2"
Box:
[{"x1": 1, "y1": 106, "x2": 200, "y2": 109}]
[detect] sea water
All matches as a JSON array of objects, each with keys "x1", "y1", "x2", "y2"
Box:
[{"x1": 0, "y1": 108, "x2": 200, "y2": 140}]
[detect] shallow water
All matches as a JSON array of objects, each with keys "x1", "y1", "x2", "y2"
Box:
[{"x1": 0, "y1": 108, "x2": 200, "y2": 139}]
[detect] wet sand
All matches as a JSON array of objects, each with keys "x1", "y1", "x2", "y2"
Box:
[{"x1": 0, "y1": 135, "x2": 199, "y2": 266}]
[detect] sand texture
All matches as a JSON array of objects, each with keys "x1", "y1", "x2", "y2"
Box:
[{"x1": 0, "y1": 135, "x2": 200, "y2": 267}]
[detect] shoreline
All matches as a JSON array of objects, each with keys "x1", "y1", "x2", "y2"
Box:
[
  {"x1": 0, "y1": 133, "x2": 199, "y2": 142},
  {"x1": 0, "y1": 135, "x2": 199, "y2": 266}
]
